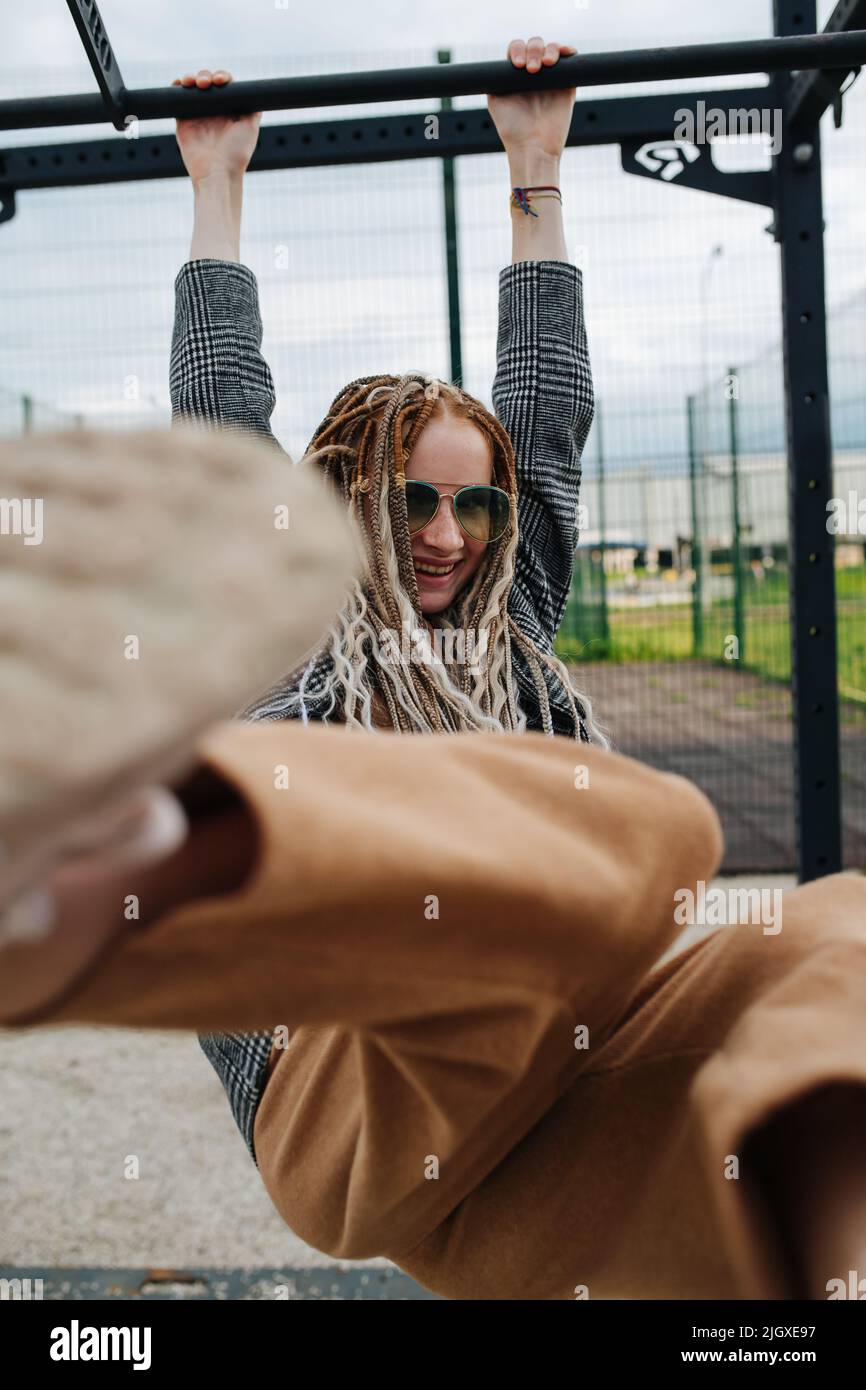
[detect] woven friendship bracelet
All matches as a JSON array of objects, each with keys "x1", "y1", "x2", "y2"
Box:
[{"x1": 510, "y1": 185, "x2": 563, "y2": 217}]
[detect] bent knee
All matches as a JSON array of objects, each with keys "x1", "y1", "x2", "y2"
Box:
[{"x1": 256, "y1": 1164, "x2": 440, "y2": 1263}]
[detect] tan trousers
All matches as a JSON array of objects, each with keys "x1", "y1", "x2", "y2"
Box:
[{"x1": 20, "y1": 720, "x2": 866, "y2": 1300}]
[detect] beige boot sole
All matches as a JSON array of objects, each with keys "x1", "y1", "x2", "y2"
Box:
[{"x1": 0, "y1": 423, "x2": 357, "y2": 901}]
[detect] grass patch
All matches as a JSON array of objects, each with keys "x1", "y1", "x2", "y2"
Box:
[{"x1": 557, "y1": 565, "x2": 866, "y2": 699}]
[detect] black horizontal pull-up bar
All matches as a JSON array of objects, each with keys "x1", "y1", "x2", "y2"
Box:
[{"x1": 2, "y1": 29, "x2": 866, "y2": 131}]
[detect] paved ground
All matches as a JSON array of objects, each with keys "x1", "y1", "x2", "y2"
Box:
[
  {"x1": 0, "y1": 877, "x2": 792, "y2": 1291},
  {"x1": 569, "y1": 660, "x2": 866, "y2": 873},
  {"x1": 0, "y1": 1266, "x2": 436, "y2": 1301}
]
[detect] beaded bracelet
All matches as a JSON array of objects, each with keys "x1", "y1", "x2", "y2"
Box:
[{"x1": 510, "y1": 185, "x2": 563, "y2": 218}]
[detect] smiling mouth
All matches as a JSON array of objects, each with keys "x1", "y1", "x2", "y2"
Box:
[{"x1": 415, "y1": 561, "x2": 458, "y2": 577}]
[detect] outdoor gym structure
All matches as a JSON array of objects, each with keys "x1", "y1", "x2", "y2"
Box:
[{"x1": 1, "y1": 0, "x2": 864, "y2": 882}]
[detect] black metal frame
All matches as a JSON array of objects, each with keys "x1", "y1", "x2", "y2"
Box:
[
  {"x1": 1, "y1": 1, "x2": 862, "y2": 881},
  {"x1": 2, "y1": 22, "x2": 866, "y2": 129},
  {"x1": 0, "y1": 87, "x2": 777, "y2": 200},
  {"x1": 787, "y1": 0, "x2": 866, "y2": 128},
  {"x1": 774, "y1": 0, "x2": 848, "y2": 879},
  {"x1": 63, "y1": 0, "x2": 127, "y2": 129}
]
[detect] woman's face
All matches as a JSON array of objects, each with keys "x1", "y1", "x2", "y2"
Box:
[{"x1": 399, "y1": 409, "x2": 494, "y2": 615}]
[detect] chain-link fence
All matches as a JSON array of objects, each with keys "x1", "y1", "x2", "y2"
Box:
[
  {"x1": 561, "y1": 288, "x2": 866, "y2": 871},
  {"x1": 0, "y1": 383, "x2": 81, "y2": 435}
]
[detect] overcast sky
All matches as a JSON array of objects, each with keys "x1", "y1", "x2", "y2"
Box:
[
  {"x1": 1, "y1": 0, "x2": 862, "y2": 471},
  {"x1": 0, "y1": 1, "x2": 844, "y2": 80}
]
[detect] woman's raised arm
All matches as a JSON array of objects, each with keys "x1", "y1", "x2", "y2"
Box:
[
  {"x1": 172, "y1": 67, "x2": 262, "y2": 262},
  {"x1": 170, "y1": 69, "x2": 284, "y2": 450},
  {"x1": 488, "y1": 38, "x2": 576, "y2": 266},
  {"x1": 487, "y1": 38, "x2": 594, "y2": 668}
]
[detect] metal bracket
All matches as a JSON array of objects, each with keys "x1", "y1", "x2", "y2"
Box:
[
  {"x1": 785, "y1": 0, "x2": 866, "y2": 129},
  {"x1": 620, "y1": 138, "x2": 774, "y2": 207},
  {"x1": 834, "y1": 65, "x2": 862, "y2": 125},
  {"x1": 65, "y1": 0, "x2": 128, "y2": 131}
]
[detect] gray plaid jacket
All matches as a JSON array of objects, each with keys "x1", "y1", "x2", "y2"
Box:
[{"x1": 169, "y1": 255, "x2": 595, "y2": 1162}]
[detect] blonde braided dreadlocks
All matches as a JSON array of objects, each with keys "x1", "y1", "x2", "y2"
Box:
[{"x1": 244, "y1": 372, "x2": 609, "y2": 746}]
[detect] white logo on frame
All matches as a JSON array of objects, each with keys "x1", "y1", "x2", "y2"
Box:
[{"x1": 634, "y1": 141, "x2": 701, "y2": 182}]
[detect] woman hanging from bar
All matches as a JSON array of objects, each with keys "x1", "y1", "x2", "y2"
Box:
[
  {"x1": 3, "y1": 36, "x2": 866, "y2": 1301},
  {"x1": 166, "y1": 37, "x2": 615, "y2": 1159}
]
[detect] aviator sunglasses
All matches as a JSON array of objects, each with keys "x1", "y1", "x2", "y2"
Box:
[{"x1": 404, "y1": 479, "x2": 511, "y2": 544}]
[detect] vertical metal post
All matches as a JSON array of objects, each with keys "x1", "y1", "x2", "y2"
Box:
[
  {"x1": 728, "y1": 365, "x2": 745, "y2": 665},
  {"x1": 687, "y1": 394, "x2": 704, "y2": 655},
  {"x1": 437, "y1": 50, "x2": 463, "y2": 386},
  {"x1": 595, "y1": 401, "x2": 610, "y2": 646},
  {"x1": 563, "y1": 546, "x2": 584, "y2": 645},
  {"x1": 22, "y1": 394, "x2": 33, "y2": 433},
  {"x1": 774, "y1": 0, "x2": 842, "y2": 880}
]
